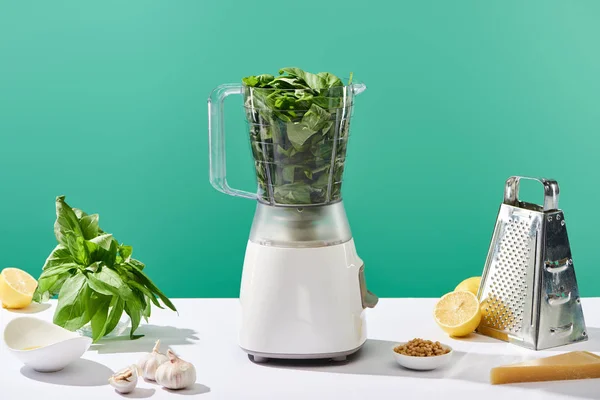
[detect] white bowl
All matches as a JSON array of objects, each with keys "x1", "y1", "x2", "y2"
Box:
[
  {"x1": 392, "y1": 342, "x2": 453, "y2": 371},
  {"x1": 3, "y1": 317, "x2": 92, "y2": 372}
]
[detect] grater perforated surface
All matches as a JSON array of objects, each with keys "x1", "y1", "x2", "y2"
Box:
[{"x1": 483, "y1": 216, "x2": 530, "y2": 333}]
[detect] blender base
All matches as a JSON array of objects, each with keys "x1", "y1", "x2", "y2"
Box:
[
  {"x1": 239, "y1": 238, "x2": 371, "y2": 361},
  {"x1": 244, "y1": 343, "x2": 364, "y2": 363}
]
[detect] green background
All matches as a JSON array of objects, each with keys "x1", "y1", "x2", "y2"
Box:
[{"x1": 1, "y1": 1, "x2": 599, "y2": 299}]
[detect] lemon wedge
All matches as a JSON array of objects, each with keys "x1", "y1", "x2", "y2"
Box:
[
  {"x1": 0, "y1": 268, "x2": 38, "y2": 309},
  {"x1": 454, "y1": 276, "x2": 481, "y2": 296},
  {"x1": 434, "y1": 291, "x2": 482, "y2": 337}
]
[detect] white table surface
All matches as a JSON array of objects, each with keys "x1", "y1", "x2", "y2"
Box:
[{"x1": 2, "y1": 298, "x2": 600, "y2": 400}]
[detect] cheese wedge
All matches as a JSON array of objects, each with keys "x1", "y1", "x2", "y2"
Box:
[{"x1": 491, "y1": 351, "x2": 600, "y2": 385}]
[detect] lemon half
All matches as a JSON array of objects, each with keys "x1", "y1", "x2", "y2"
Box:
[
  {"x1": 434, "y1": 291, "x2": 482, "y2": 337},
  {"x1": 0, "y1": 268, "x2": 38, "y2": 309}
]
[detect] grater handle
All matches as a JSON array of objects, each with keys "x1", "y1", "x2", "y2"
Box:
[{"x1": 504, "y1": 176, "x2": 560, "y2": 211}]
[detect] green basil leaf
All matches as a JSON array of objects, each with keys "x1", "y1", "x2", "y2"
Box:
[
  {"x1": 32, "y1": 284, "x2": 46, "y2": 303},
  {"x1": 88, "y1": 290, "x2": 111, "y2": 342},
  {"x1": 301, "y1": 103, "x2": 330, "y2": 132},
  {"x1": 66, "y1": 235, "x2": 89, "y2": 266},
  {"x1": 79, "y1": 214, "x2": 99, "y2": 240},
  {"x1": 278, "y1": 67, "x2": 327, "y2": 90},
  {"x1": 273, "y1": 183, "x2": 312, "y2": 204},
  {"x1": 90, "y1": 234, "x2": 113, "y2": 251},
  {"x1": 312, "y1": 96, "x2": 343, "y2": 109},
  {"x1": 33, "y1": 273, "x2": 62, "y2": 303},
  {"x1": 287, "y1": 122, "x2": 317, "y2": 150},
  {"x1": 132, "y1": 287, "x2": 149, "y2": 321},
  {"x1": 85, "y1": 235, "x2": 118, "y2": 266},
  {"x1": 53, "y1": 196, "x2": 84, "y2": 246},
  {"x1": 53, "y1": 273, "x2": 91, "y2": 331},
  {"x1": 85, "y1": 264, "x2": 114, "y2": 296},
  {"x1": 38, "y1": 264, "x2": 77, "y2": 279},
  {"x1": 106, "y1": 239, "x2": 118, "y2": 267},
  {"x1": 124, "y1": 299, "x2": 142, "y2": 339},
  {"x1": 127, "y1": 266, "x2": 177, "y2": 312},
  {"x1": 84, "y1": 240, "x2": 99, "y2": 260},
  {"x1": 118, "y1": 267, "x2": 153, "y2": 322},
  {"x1": 86, "y1": 265, "x2": 134, "y2": 301},
  {"x1": 32, "y1": 291, "x2": 44, "y2": 303},
  {"x1": 282, "y1": 165, "x2": 296, "y2": 182},
  {"x1": 128, "y1": 280, "x2": 163, "y2": 309},
  {"x1": 242, "y1": 75, "x2": 259, "y2": 86},
  {"x1": 35, "y1": 272, "x2": 72, "y2": 302},
  {"x1": 316, "y1": 71, "x2": 344, "y2": 87},
  {"x1": 242, "y1": 74, "x2": 274, "y2": 87},
  {"x1": 269, "y1": 77, "x2": 307, "y2": 90},
  {"x1": 122, "y1": 276, "x2": 147, "y2": 336},
  {"x1": 42, "y1": 274, "x2": 73, "y2": 302},
  {"x1": 35, "y1": 250, "x2": 81, "y2": 304},
  {"x1": 73, "y1": 208, "x2": 87, "y2": 219},
  {"x1": 128, "y1": 259, "x2": 145, "y2": 271},
  {"x1": 55, "y1": 272, "x2": 86, "y2": 308},
  {"x1": 276, "y1": 68, "x2": 343, "y2": 90},
  {"x1": 142, "y1": 296, "x2": 152, "y2": 321},
  {"x1": 42, "y1": 245, "x2": 78, "y2": 270},
  {"x1": 104, "y1": 296, "x2": 125, "y2": 336},
  {"x1": 119, "y1": 245, "x2": 133, "y2": 261}
]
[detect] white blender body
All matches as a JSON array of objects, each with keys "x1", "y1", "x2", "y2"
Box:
[
  {"x1": 239, "y1": 239, "x2": 366, "y2": 361},
  {"x1": 208, "y1": 76, "x2": 377, "y2": 362},
  {"x1": 238, "y1": 202, "x2": 377, "y2": 361}
]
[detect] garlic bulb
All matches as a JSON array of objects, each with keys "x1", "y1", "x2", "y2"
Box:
[
  {"x1": 108, "y1": 365, "x2": 138, "y2": 394},
  {"x1": 155, "y1": 349, "x2": 196, "y2": 390},
  {"x1": 137, "y1": 339, "x2": 169, "y2": 381}
]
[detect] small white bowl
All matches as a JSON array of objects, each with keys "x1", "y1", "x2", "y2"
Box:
[
  {"x1": 392, "y1": 342, "x2": 453, "y2": 371},
  {"x1": 3, "y1": 317, "x2": 92, "y2": 372}
]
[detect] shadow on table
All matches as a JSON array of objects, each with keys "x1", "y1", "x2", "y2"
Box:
[
  {"x1": 544, "y1": 327, "x2": 600, "y2": 352},
  {"x1": 255, "y1": 339, "x2": 522, "y2": 383},
  {"x1": 120, "y1": 388, "x2": 156, "y2": 398},
  {"x1": 522, "y1": 380, "x2": 599, "y2": 400},
  {"x1": 450, "y1": 332, "x2": 501, "y2": 344},
  {"x1": 91, "y1": 325, "x2": 199, "y2": 354},
  {"x1": 259, "y1": 339, "x2": 600, "y2": 399},
  {"x1": 21, "y1": 358, "x2": 113, "y2": 386},
  {"x1": 162, "y1": 383, "x2": 211, "y2": 395},
  {"x1": 256, "y1": 338, "x2": 600, "y2": 399},
  {"x1": 7, "y1": 303, "x2": 52, "y2": 314}
]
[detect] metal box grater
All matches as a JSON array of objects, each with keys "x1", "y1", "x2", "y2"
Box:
[{"x1": 476, "y1": 176, "x2": 587, "y2": 350}]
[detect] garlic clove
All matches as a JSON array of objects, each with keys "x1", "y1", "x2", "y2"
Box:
[
  {"x1": 108, "y1": 365, "x2": 138, "y2": 394},
  {"x1": 155, "y1": 349, "x2": 196, "y2": 390},
  {"x1": 136, "y1": 339, "x2": 169, "y2": 381}
]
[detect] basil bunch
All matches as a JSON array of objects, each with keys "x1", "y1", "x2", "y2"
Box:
[
  {"x1": 242, "y1": 67, "x2": 353, "y2": 205},
  {"x1": 33, "y1": 196, "x2": 176, "y2": 342}
]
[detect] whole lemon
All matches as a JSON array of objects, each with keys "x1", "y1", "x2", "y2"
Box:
[{"x1": 454, "y1": 276, "x2": 481, "y2": 297}]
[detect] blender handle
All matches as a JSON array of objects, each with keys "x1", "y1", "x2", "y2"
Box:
[{"x1": 208, "y1": 84, "x2": 258, "y2": 200}]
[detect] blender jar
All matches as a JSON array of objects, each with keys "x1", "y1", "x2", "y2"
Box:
[
  {"x1": 244, "y1": 85, "x2": 358, "y2": 206},
  {"x1": 208, "y1": 80, "x2": 366, "y2": 207}
]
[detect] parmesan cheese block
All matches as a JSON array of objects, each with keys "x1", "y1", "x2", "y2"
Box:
[{"x1": 490, "y1": 351, "x2": 600, "y2": 384}]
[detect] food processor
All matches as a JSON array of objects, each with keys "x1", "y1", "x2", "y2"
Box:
[{"x1": 207, "y1": 76, "x2": 378, "y2": 362}]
